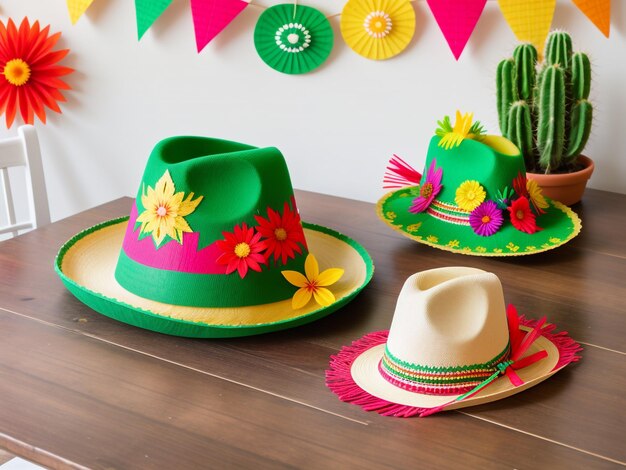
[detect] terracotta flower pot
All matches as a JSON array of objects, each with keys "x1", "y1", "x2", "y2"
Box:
[{"x1": 527, "y1": 155, "x2": 594, "y2": 206}]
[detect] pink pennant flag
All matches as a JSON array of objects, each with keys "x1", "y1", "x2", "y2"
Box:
[
  {"x1": 191, "y1": 0, "x2": 250, "y2": 53},
  {"x1": 427, "y1": 0, "x2": 487, "y2": 60},
  {"x1": 572, "y1": 0, "x2": 611, "y2": 37}
]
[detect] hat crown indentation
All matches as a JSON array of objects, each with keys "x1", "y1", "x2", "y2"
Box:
[{"x1": 386, "y1": 267, "x2": 509, "y2": 369}]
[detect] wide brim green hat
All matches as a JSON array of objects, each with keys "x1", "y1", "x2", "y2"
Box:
[
  {"x1": 56, "y1": 137, "x2": 373, "y2": 338},
  {"x1": 378, "y1": 114, "x2": 581, "y2": 256}
]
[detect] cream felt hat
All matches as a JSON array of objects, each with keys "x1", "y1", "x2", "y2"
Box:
[{"x1": 326, "y1": 267, "x2": 581, "y2": 417}]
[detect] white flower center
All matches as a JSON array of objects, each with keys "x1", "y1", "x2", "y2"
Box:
[
  {"x1": 275, "y1": 23, "x2": 311, "y2": 53},
  {"x1": 156, "y1": 206, "x2": 167, "y2": 217}
]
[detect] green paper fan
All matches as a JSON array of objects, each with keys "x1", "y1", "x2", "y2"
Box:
[{"x1": 254, "y1": 4, "x2": 334, "y2": 75}]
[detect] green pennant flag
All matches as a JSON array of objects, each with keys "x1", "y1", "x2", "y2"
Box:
[{"x1": 136, "y1": 0, "x2": 173, "y2": 40}]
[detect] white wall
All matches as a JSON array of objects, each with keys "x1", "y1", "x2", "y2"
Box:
[{"x1": 1, "y1": 0, "x2": 625, "y2": 223}]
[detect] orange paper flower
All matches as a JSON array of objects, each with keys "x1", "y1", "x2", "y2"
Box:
[{"x1": 0, "y1": 18, "x2": 74, "y2": 127}]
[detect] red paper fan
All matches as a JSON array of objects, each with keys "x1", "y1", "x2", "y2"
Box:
[{"x1": 0, "y1": 18, "x2": 74, "y2": 128}]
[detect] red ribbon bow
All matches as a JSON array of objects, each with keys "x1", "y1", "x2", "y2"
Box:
[
  {"x1": 504, "y1": 304, "x2": 549, "y2": 386},
  {"x1": 420, "y1": 304, "x2": 549, "y2": 417}
]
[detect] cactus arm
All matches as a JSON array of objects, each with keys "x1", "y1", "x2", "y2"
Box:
[
  {"x1": 565, "y1": 99, "x2": 593, "y2": 162},
  {"x1": 537, "y1": 65, "x2": 566, "y2": 173},
  {"x1": 571, "y1": 52, "x2": 591, "y2": 100},
  {"x1": 545, "y1": 31, "x2": 573, "y2": 68},
  {"x1": 508, "y1": 101, "x2": 535, "y2": 171},
  {"x1": 496, "y1": 59, "x2": 518, "y2": 136},
  {"x1": 513, "y1": 44, "x2": 538, "y2": 102}
]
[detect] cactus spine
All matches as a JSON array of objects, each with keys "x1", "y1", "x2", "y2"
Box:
[
  {"x1": 496, "y1": 59, "x2": 517, "y2": 135},
  {"x1": 537, "y1": 65, "x2": 566, "y2": 172},
  {"x1": 513, "y1": 44, "x2": 537, "y2": 102},
  {"x1": 495, "y1": 31, "x2": 593, "y2": 173},
  {"x1": 571, "y1": 51, "x2": 591, "y2": 100},
  {"x1": 508, "y1": 101, "x2": 534, "y2": 170},
  {"x1": 545, "y1": 31, "x2": 573, "y2": 69},
  {"x1": 566, "y1": 99, "x2": 593, "y2": 160}
]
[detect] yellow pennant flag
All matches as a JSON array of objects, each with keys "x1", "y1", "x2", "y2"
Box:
[
  {"x1": 498, "y1": 0, "x2": 556, "y2": 56},
  {"x1": 67, "y1": 0, "x2": 96, "y2": 24},
  {"x1": 572, "y1": 0, "x2": 610, "y2": 37}
]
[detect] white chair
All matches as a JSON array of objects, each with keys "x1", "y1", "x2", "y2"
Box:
[{"x1": 0, "y1": 125, "x2": 50, "y2": 237}]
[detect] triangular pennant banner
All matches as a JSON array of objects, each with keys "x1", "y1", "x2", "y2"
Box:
[
  {"x1": 135, "y1": 0, "x2": 174, "y2": 40},
  {"x1": 66, "y1": 0, "x2": 96, "y2": 25},
  {"x1": 426, "y1": 0, "x2": 487, "y2": 60},
  {"x1": 498, "y1": 0, "x2": 556, "y2": 56},
  {"x1": 572, "y1": 0, "x2": 611, "y2": 37},
  {"x1": 191, "y1": 0, "x2": 250, "y2": 53}
]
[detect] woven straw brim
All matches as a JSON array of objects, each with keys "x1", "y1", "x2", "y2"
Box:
[
  {"x1": 56, "y1": 217, "x2": 373, "y2": 338},
  {"x1": 377, "y1": 189, "x2": 581, "y2": 256},
  {"x1": 351, "y1": 327, "x2": 559, "y2": 409}
]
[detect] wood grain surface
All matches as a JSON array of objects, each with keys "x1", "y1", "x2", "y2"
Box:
[
  {"x1": 0, "y1": 450, "x2": 14, "y2": 465},
  {"x1": 1, "y1": 189, "x2": 625, "y2": 469}
]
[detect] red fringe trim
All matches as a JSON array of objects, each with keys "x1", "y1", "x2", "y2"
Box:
[
  {"x1": 383, "y1": 154, "x2": 422, "y2": 189},
  {"x1": 325, "y1": 316, "x2": 582, "y2": 418}
]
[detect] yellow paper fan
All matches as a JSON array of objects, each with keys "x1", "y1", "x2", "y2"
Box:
[{"x1": 341, "y1": 0, "x2": 416, "y2": 60}]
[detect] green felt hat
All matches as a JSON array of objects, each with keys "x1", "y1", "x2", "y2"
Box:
[
  {"x1": 378, "y1": 112, "x2": 581, "y2": 256},
  {"x1": 56, "y1": 137, "x2": 373, "y2": 337}
]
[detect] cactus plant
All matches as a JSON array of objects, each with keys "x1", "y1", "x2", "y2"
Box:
[
  {"x1": 508, "y1": 101, "x2": 534, "y2": 169},
  {"x1": 495, "y1": 31, "x2": 593, "y2": 174}
]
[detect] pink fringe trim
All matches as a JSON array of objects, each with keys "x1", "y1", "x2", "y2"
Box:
[
  {"x1": 325, "y1": 316, "x2": 582, "y2": 418},
  {"x1": 383, "y1": 154, "x2": 422, "y2": 189}
]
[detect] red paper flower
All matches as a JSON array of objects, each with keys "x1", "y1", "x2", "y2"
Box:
[
  {"x1": 508, "y1": 196, "x2": 541, "y2": 234},
  {"x1": 513, "y1": 171, "x2": 547, "y2": 215},
  {"x1": 513, "y1": 172, "x2": 529, "y2": 200},
  {"x1": 216, "y1": 223, "x2": 268, "y2": 278},
  {"x1": 254, "y1": 202, "x2": 307, "y2": 265},
  {"x1": 0, "y1": 18, "x2": 73, "y2": 127}
]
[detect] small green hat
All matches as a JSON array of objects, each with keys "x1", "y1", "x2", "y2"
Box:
[
  {"x1": 56, "y1": 137, "x2": 373, "y2": 337},
  {"x1": 378, "y1": 112, "x2": 581, "y2": 256}
]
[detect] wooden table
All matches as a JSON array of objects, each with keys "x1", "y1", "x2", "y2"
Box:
[{"x1": 1, "y1": 190, "x2": 625, "y2": 469}]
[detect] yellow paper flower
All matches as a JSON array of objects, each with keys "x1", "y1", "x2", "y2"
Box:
[
  {"x1": 340, "y1": 0, "x2": 415, "y2": 60},
  {"x1": 426, "y1": 235, "x2": 438, "y2": 243},
  {"x1": 436, "y1": 111, "x2": 486, "y2": 149},
  {"x1": 455, "y1": 180, "x2": 486, "y2": 212},
  {"x1": 282, "y1": 254, "x2": 344, "y2": 309},
  {"x1": 439, "y1": 111, "x2": 472, "y2": 149},
  {"x1": 447, "y1": 240, "x2": 460, "y2": 248},
  {"x1": 136, "y1": 170, "x2": 203, "y2": 246},
  {"x1": 526, "y1": 179, "x2": 549, "y2": 212}
]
